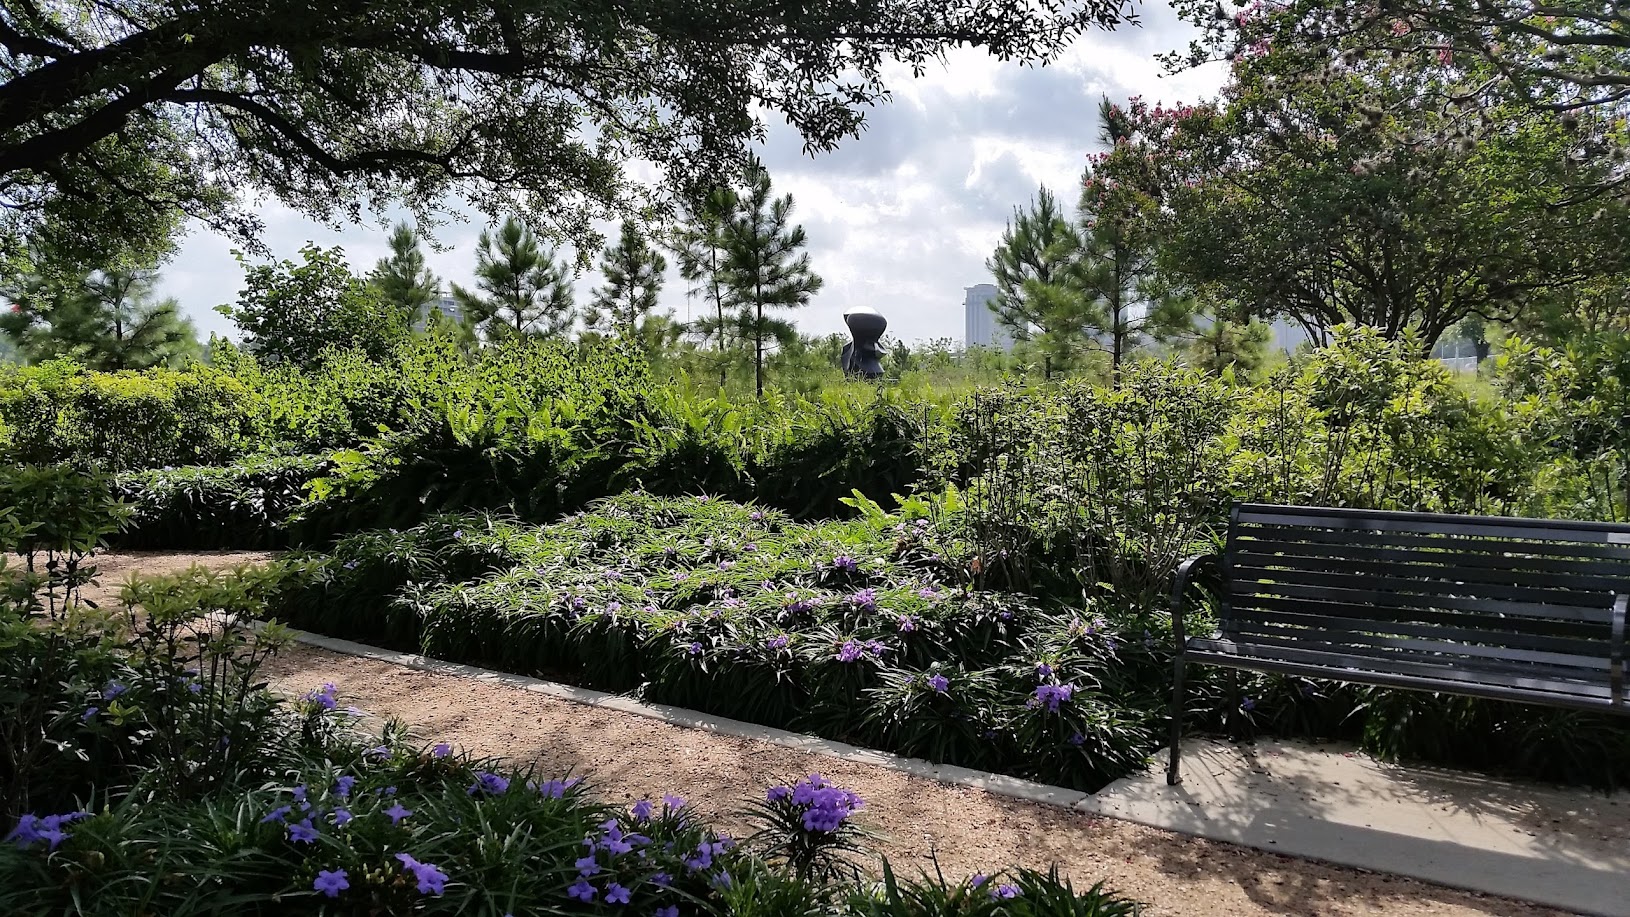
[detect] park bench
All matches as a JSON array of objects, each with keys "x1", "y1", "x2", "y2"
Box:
[{"x1": 1166, "y1": 503, "x2": 1630, "y2": 785}]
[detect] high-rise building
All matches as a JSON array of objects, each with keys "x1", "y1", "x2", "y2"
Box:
[
  {"x1": 964, "y1": 283, "x2": 1013, "y2": 350},
  {"x1": 414, "y1": 292, "x2": 466, "y2": 331}
]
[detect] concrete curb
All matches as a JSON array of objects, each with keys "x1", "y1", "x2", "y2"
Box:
[{"x1": 285, "y1": 628, "x2": 1092, "y2": 811}]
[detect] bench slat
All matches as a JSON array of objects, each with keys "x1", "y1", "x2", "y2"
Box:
[
  {"x1": 1229, "y1": 566, "x2": 1614, "y2": 608},
  {"x1": 1235, "y1": 595, "x2": 1612, "y2": 644},
  {"x1": 1229, "y1": 538, "x2": 1630, "y2": 579},
  {"x1": 1231, "y1": 550, "x2": 1630, "y2": 593},
  {"x1": 1236, "y1": 505, "x2": 1630, "y2": 543},
  {"x1": 1232, "y1": 580, "x2": 1619, "y2": 624},
  {"x1": 1189, "y1": 637, "x2": 1616, "y2": 700},
  {"x1": 1226, "y1": 623, "x2": 1610, "y2": 674},
  {"x1": 1228, "y1": 606, "x2": 1612, "y2": 657},
  {"x1": 1185, "y1": 642, "x2": 1625, "y2": 713},
  {"x1": 1231, "y1": 523, "x2": 1630, "y2": 561}
]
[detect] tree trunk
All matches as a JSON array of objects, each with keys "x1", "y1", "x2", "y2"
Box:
[{"x1": 754, "y1": 297, "x2": 764, "y2": 397}]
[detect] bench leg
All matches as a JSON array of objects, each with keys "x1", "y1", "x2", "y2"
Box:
[{"x1": 1167, "y1": 651, "x2": 1186, "y2": 786}]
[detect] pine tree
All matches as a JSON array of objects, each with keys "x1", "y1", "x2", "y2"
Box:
[
  {"x1": 1077, "y1": 97, "x2": 1194, "y2": 381},
  {"x1": 722, "y1": 161, "x2": 823, "y2": 396},
  {"x1": 586, "y1": 220, "x2": 667, "y2": 338},
  {"x1": 671, "y1": 187, "x2": 739, "y2": 386},
  {"x1": 451, "y1": 217, "x2": 575, "y2": 341},
  {"x1": 369, "y1": 222, "x2": 440, "y2": 319},
  {"x1": 985, "y1": 187, "x2": 1092, "y2": 378},
  {"x1": 1, "y1": 257, "x2": 200, "y2": 370}
]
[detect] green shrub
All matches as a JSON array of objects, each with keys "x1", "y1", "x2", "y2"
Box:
[
  {"x1": 0, "y1": 360, "x2": 260, "y2": 470},
  {"x1": 112, "y1": 453, "x2": 332, "y2": 550}
]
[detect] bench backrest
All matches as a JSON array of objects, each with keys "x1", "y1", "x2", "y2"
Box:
[{"x1": 1222, "y1": 504, "x2": 1630, "y2": 703}]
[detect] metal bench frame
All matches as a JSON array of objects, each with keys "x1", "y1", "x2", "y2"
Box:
[{"x1": 1167, "y1": 503, "x2": 1630, "y2": 785}]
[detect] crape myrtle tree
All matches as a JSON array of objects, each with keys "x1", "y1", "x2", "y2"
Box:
[
  {"x1": 452, "y1": 216, "x2": 576, "y2": 341},
  {"x1": 0, "y1": 0, "x2": 1139, "y2": 269},
  {"x1": 1168, "y1": 0, "x2": 1630, "y2": 191},
  {"x1": 1103, "y1": 45, "x2": 1626, "y2": 350},
  {"x1": 0, "y1": 253, "x2": 200, "y2": 369},
  {"x1": 586, "y1": 219, "x2": 667, "y2": 339},
  {"x1": 723, "y1": 161, "x2": 822, "y2": 396}
]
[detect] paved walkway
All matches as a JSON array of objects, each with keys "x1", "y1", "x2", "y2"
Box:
[{"x1": 1085, "y1": 739, "x2": 1630, "y2": 917}]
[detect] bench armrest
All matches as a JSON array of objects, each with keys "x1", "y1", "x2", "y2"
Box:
[
  {"x1": 1170, "y1": 553, "x2": 1218, "y2": 653},
  {"x1": 1612, "y1": 593, "x2": 1628, "y2": 707}
]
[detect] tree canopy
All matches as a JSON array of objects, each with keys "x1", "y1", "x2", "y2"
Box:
[
  {"x1": 1097, "y1": 51, "x2": 1627, "y2": 349},
  {"x1": 1, "y1": 257, "x2": 199, "y2": 369},
  {"x1": 219, "y1": 243, "x2": 411, "y2": 368},
  {"x1": 0, "y1": 0, "x2": 1138, "y2": 266}
]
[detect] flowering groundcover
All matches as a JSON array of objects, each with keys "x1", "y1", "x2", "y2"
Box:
[{"x1": 259, "y1": 493, "x2": 1166, "y2": 791}]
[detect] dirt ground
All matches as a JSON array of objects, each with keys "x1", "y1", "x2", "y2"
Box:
[{"x1": 99, "y1": 552, "x2": 1564, "y2": 917}]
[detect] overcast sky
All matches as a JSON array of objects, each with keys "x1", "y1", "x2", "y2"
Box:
[{"x1": 156, "y1": 4, "x2": 1226, "y2": 347}]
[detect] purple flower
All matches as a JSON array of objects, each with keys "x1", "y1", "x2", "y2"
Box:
[
  {"x1": 1068, "y1": 732, "x2": 1086, "y2": 747},
  {"x1": 576, "y1": 854, "x2": 601, "y2": 876},
  {"x1": 287, "y1": 819, "x2": 318, "y2": 844},
  {"x1": 917, "y1": 586, "x2": 939, "y2": 599},
  {"x1": 7, "y1": 812, "x2": 86, "y2": 850},
  {"x1": 896, "y1": 615, "x2": 919, "y2": 633},
  {"x1": 468, "y1": 772, "x2": 510, "y2": 795},
  {"x1": 750, "y1": 511, "x2": 765, "y2": 522},
  {"x1": 101, "y1": 680, "x2": 127, "y2": 700},
  {"x1": 365, "y1": 745, "x2": 391, "y2": 760},
  {"x1": 718, "y1": 560, "x2": 734, "y2": 571},
  {"x1": 743, "y1": 543, "x2": 758, "y2": 553},
  {"x1": 606, "y1": 882, "x2": 632, "y2": 904},
  {"x1": 836, "y1": 640, "x2": 864, "y2": 663},
  {"x1": 332, "y1": 808, "x2": 353, "y2": 826},
  {"x1": 187, "y1": 681, "x2": 203, "y2": 695},
  {"x1": 305, "y1": 683, "x2": 338, "y2": 711},
  {"x1": 382, "y1": 786, "x2": 397, "y2": 796},
  {"x1": 711, "y1": 871, "x2": 733, "y2": 889},
  {"x1": 452, "y1": 529, "x2": 464, "y2": 539},
  {"x1": 1032, "y1": 683, "x2": 1075, "y2": 712},
  {"x1": 81, "y1": 707, "x2": 98, "y2": 722},
  {"x1": 687, "y1": 641, "x2": 703, "y2": 656},
  {"x1": 766, "y1": 634, "x2": 790, "y2": 650},
  {"x1": 406, "y1": 857, "x2": 448, "y2": 895},
  {"x1": 314, "y1": 868, "x2": 349, "y2": 898},
  {"x1": 651, "y1": 872, "x2": 673, "y2": 888},
  {"x1": 533, "y1": 777, "x2": 580, "y2": 798},
  {"x1": 927, "y1": 674, "x2": 949, "y2": 694},
  {"x1": 684, "y1": 845, "x2": 713, "y2": 871},
  {"x1": 567, "y1": 878, "x2": 596, "y2": 901},
  {"x1": 991, "y1": 883, "x2": 1022, "y2": 900},
  {"x1": 334, "y1": 775, "x2": 356, "y2": 799},
  {"x1": 767, "y1": 786, "x2": 791, "y2": 803},
  {"x1": 849, "y1": 588, "x2": 878, "y2": 610},
  {"x1": 972, "y1": 874, "x2": 989, "y2": 888},
  {"x1": 1036, "y1": 663, "x2": 1053, "y2": 678},
  {"x1": 259, "y1": 806, "x2": 291, "y2": 824},
  {"x1": 784, "y1": 774, "x2": 864, "y2": 833},
  {"x1": 431, "y1": 742, "x2": 452, "y2": 758},
  {"x1": 631, "y1": 799, "x2": 653, "y2": 822},
  {"x1": 1242, "y1": 697, "x2": 1257, "y2": 711},
  {"x1": 385, "y1": 803, "x2": 412, "y2": 825},
  {"x1": 655, "y1": 907, "x2": 679, "y2": 917},
  {"x1": 662, "y1": 794, "x2": 686, "y2": 811},
  {"x1": 830, "y1": 555, "x2": 859, "y2": 573}
]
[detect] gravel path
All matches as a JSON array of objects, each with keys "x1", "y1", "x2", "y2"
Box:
[{"x1": 104, "y1": 552, "x2": 1558, "y2": 917}]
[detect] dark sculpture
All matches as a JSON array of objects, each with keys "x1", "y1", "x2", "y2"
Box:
[{"x1": 840, "y1": 306, "x2": 887, "y2": 379}]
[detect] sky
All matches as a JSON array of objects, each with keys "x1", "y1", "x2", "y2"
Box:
[{"x1": 155, "y1": 4, "x2": 1227, "y2": 348}]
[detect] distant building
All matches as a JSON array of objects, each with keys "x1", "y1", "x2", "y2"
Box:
[
  {"x1": 964, "y1": 284, "x2": 1013, "y2": 351},
  {"x1": 414, "y1": 292, "x2": 466, "y2": 331}
]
